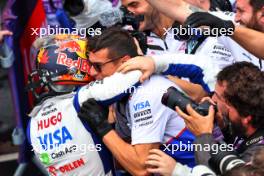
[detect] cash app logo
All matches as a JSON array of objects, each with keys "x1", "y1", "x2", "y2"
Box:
[{"x1": 40, "y1": 153, "x2": 50, "y2": 165}]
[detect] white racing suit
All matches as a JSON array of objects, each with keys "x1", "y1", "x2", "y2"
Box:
[{"x1": 27, "y1": 71, "x2": 141, "y2": 176}]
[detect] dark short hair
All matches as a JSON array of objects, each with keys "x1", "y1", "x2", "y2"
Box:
[
  {"x1": 89, "y1": 27, "x2": 138, "y2": 60},
  {"x1": 217, "y1": 62, "x2": 264, "y2": 129},
  {"x1": 223, "y1": 165, "x2": 264, "y2": 176},
  {"x1": 252, "y1": 147, "x2": 264, "y2": 171},
  {"x1": 250, "y1": 0, "x2": 264, "y2": 12}
]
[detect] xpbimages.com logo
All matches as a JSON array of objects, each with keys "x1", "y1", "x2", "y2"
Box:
[
  {"x1": 164, "y1": 25, "x2": 234, "y2": 40},
  {"x1": 31, "y1": 25, "x2": 102, "y2": 38}
]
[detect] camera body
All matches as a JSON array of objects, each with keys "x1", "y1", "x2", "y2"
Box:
[
  {"x1": 120, "y1": 7, "x2": 144, "y2": 31},
  {"x1": 161, "y1": 86, "x2": 216, "y2": 116},
  {"x1": 118, "y1": 7, "x2": 148, "y2": 54}
]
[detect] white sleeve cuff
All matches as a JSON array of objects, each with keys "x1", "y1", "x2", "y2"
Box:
[
  {"x1": 172, "y1": 162, "x2": 192, "y2": 176},
  {"x1": 152, "y1": 55, "x2": 170, "y2": 73}
]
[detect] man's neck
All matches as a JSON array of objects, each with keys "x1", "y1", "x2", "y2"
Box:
[{"x1": 152, "y1": 15, "x2": 174, "y2": 39}]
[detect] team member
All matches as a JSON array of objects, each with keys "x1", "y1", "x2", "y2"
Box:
[
  {"x1": 26, "y1": 35, "x2": 143, "y2": 176},
  {"x1": 143, "y1": 0, "x2": 264, "y2": 70},
  {"x1": 77, "y1": 27, "x2": 224, "y2": 175},
  {"x1": 122, "y1": 0, "x2": 235, "y2": 70},
  {"x1": 118, "y1": 60, "x2": 264, "y2": 174},
  {"x1": 176, "y1": 62, "x2": 264, "y2": 164},
  {"x1": 28, "y1": 33, "x2": 219, "y2": 176},
  {"x1": 121, "y1": 0, "x2": 235, "y2": 111},
  {"x1": 182, "y1": 11, "x2": 264, "y2": 59}
]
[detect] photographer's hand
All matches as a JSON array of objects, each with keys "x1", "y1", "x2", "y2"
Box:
[{"x1": 176, "y1": 104, "x2": 215, "y2": 136}]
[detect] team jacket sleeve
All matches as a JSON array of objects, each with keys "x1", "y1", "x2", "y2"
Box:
[
  {"x1": 152, "y1": 53, "x2": 220, "y2": 93},
  {"x1": 74, "y1": 70, "x2": 142, "y2": 111},
  {"x1": 172, "y1": 163, "x2": 216, "y2": 176}
]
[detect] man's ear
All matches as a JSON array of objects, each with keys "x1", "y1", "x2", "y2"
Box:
[
  {"x1": 201, "y1": 0, "x2": 210, "y2": 9},
  {"x1": 121, "y1": 55, "x2": 131, "y2": 63},
  {"x1": 260, "y1": 7, "x2": 264, "y2": 24},
  {"x1": 241, "y1": 115, "x2": 252, "y2": 126}
]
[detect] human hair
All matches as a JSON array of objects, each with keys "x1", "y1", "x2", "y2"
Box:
[
  {"x1": 216, "y1": 62, "x2": 264, "y2": 129},
  {"x1": 89, "y1": 27, "x2": 138, "y2": 60},
  {"x1": 249, "y1": 0, "x2": 264, "y2": 12},
  {"x1": 223, "y1": 165, "x2": 264, "y2": 176},
  {"x1": 252, "y1": 147, "x2": 264, "y2": 171}
]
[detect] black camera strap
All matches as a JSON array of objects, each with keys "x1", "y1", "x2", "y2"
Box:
[{"x1": 236, "y1": 128, "x2": 264, "y2": 154}]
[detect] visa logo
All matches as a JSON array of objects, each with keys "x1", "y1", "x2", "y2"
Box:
[
  {"x1": 37, "y1": 126, "x2": 73, "y2": 150},
  {"x1": 133, "y1": 100, "x2": 150, "y2": 111}
]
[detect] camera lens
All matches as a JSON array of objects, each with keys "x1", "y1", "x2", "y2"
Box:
[
  {"x1": 161, "y1": 86, "x2": 193, "y2": 112},
  {"x1": 209, "y1": 150, "x2": 245, "y2": 174},
  {"x1": 161, "y1": 86, "x2": 217, "y2": 116}
]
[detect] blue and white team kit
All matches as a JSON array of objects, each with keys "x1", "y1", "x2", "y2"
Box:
[
  {"x1": 115, "y1": 75, "x2": 195, "y2": 167},
  {"x1": 27, "y1": 55, "x2": 218, "y2": 175},
  {"x1": 27, "y1": 71, "x2": 141, "y2": 176}
]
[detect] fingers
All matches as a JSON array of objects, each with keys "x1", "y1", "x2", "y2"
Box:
[
  {"x1": 148, "y1": 149, "x2": 165, "y2": 157},
  {"x1": 117, "y1": 60, "x2": 138, "y2": 73},
  {"x1": 145, "y1": 160, "x2": 160, "y2": 168},
  {"x1": 116, "y1": 62, "x2": 130, "y2": 73},
  {"x1": 185, "y1": 13, "x2": 202, "y2": 28},
  {"x1": 175, "y1": 106, "x2": 191, "y2": 122},
  {"x1": 140, "y1": 72, "x2": 150, "y2": 83},
  {"x1": 147, "y1": 154, "x2": 161, "y2": 162},
  {"x1": 185, "y1": 12, "x2": 212, "y2": 28},
  {"x1": 186, "y1": 104, "x2": 202, "y2": 118},
  {"x1": 208, "y1": 105, "x2": 215, "y2": 120},
  {"x1": 120, "y1": 65, "x2": 135, "y2": 74},
  {"x1": 185, "y1": 18, "x2": 200, "y2": 28},
  {"x1": 145, "y1": 150, "x2": 165, "y2": 168},
  {"x1": 200, "y1": 96, "x2": 215, "y2": 105},
  {"x1": 83, "y1": 98, "x2": 97, "y2": 109},
  {"x1": 0, "y1": 30, "x2": 13, "y2": 36},
  {"x1": 146, "y1": 167, "x2": 161, "y2": 174}
]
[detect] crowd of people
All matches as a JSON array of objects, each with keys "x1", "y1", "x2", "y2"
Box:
[{"x1": 1, "y1": 0, "x2": 264, "y2": 176}]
